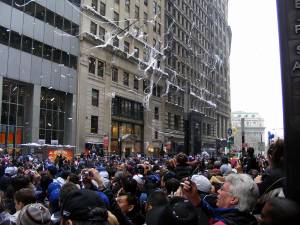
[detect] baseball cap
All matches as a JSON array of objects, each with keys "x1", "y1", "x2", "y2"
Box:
[{"x1": 191, "y1": 175, "x2": 212, "y2": 193}]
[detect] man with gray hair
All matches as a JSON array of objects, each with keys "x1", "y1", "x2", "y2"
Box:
[{"x1": 179, "y1": 173, "x2": 259, "y2": 225}]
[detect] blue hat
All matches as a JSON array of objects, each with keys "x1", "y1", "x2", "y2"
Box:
[
  {"x1": 148, "y1": 174, "x2": 160, "y2": 183},
  {"x1": 48, "y1": 182, "x2": 61, "y2": 195},
  {"x1": 96, "y1": 191, "x2": 110, "y2": 208}
]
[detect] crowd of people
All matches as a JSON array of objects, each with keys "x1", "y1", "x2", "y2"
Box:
[{"x1": 0, "y1": 138, "x2": 299, "y2": 225}]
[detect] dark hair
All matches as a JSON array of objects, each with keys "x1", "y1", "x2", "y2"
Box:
[
  {"x1": 147, "y1": 191, "x2": 168, "y2": 208},
  {"x1": 176, "y1": 153, "x2": 188, "y2": 165},
  {"x1": 165, "y1": 178, "x2": 180, "y2": 194},
  {"x1": 270, "y1": 139, "x2": 284, "y2": 169},
  {"x1": 247, "y1": 147, "x2": 255, "y2": 156},
  {"x1": 10, "y1": 175, "x2": 31, "y2": 191},
  {"x1": 68, "y1": 173, "x2": 80, "y2": 185},
  {"x1": 221, "y1": 157, "x2": 229, "y2": 164},
  {"x1": 14, "y1": 188, "x2": 36, "y2": 206},
  {"x1": 263, "y1": 197, "x2": 300, "y2": 225},
  {"x1": 60, "y1": 182, "x2": 79, "y2": 204},
  {"x1": 122, "y1": 178, "x2": 138, "y2": 195},
  {"x1": 40, "y1": 175, "x2": 53, "y2": 192}
]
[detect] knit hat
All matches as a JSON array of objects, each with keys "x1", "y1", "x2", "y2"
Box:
[
  {"x1": 16, "y1": 203, "x2": 51, "y2": 225},
  {"x1": 191, "y1": 175, "x2": 212, "y2": 193},
  {"x1": 61, "y1": 189, "x2": 108, "y2": 223}
]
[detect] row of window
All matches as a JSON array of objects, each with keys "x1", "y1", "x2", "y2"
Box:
[
  {"x1": 167, "y1": 112, "x2": 181, "y2": 130},
  {"x1": 0, "y1": 0, "x2": 79, "y2": 36},
  {"x1": 0, "y1": 25, "x2": 78, "y2": 69},
  {"x1": 112, "y1": 96, "x2": 143, "y2": 121},
  {"x1": 90, "y1": 0, "x2": 161, "y2": 32},
  {"x1": 88, "y1": 56, "x2": 139, "y2": 90}
]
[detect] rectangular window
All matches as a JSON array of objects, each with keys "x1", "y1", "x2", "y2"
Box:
[
  {"x1": 158, "y1": 23, "x2": 161, "y2": 34},
  {"x1": 153, "y1": 1, "x2": 157, "y2": 14},
  {"x1": 35, "y1": 3, "x2": 45, "y2": 21},
  {"x1": 70, "y1": 55, "x2": 77, "y2": 70},
  {"x1": 71, "y1": 23, "x2": 79, "y2": 36},
  {"x1": 92, "y1": 89, "x2": 99, "y2": 107},
  {"x1": 90, "y1": 21, "x2": 97, "y2": 35},
  {"x1": 55, "y1": 14, "x2": 64, "y2": 30},
  {"x1": 63, "y1": 19, "x2": 71, "y2": 34},
  {"x1": 124, "y1": 41, "x2": 130, "y2": 53},
  {"x1": 157, "y1": 86, "x2": 161, "y2": 97},
  {"x1": 112, "y1": 67, "x2": 118, "y2": 82},
  {"x1": 144, "y1": 0, "x2": 148, "y2": 6},
  {"x1": 134, "y1": 47, "x2": 139, "y2": 58},
  {"x1": 10, "y1": 31, "x2": 21, "y2": 49},
  {"x1": 53, "y1": 48, "x2": 61, "y2": 64},
  {"x1": 32, "y1": 40, "x2": 43, "y2": 57},
  {"x1": 0, "y1": 26, "x2": 9, "y2": 45},
  {"x1": 21, "y1": 35, "x2": 32, "y2": 54},
  {"x1": 91, "y1": 115, "x2": 98, "y2": 133},
  {"x1": 135, "y1": 6, "x2": 139, "y2": 19},
  {"x1": 91, "y1": 0, "x2": 98, "y2": 10},
  {"x1": 99, "y1": 26, "x2": 105, "y2": 40},
  {"x1": 88, "y1": 57, "x2": 96, "y2": 74},
  {"x1": 168, "y1": 112, "x2": 171, "y2": 128},
  {"x1": 46, "y1": 9, "x2": 55, "y2": 26},
  {"x1": 123, "y1": 72, "x2": 129, "y2": 86},
  {"x1": 24, "y1": 1, "x2": 35, "y2": 17},
  {"x1": 43, "y1": 44, "x2": 52, "y2": 60},
  {"x1": 62, "y1": 52, "x2": 70, "y2": 67},
  {"x1": 144, "y1": 12, "x2": 148, "y2": 25},
  {"x1": 113, "y1": 37, "x2": 119, "y2": 47},
  {"x1": 155, "y1": 130, "x2": 158, "y2": 139},
  {"x1": 134, "y1": 78, "x2": 139, "y2": 90},
  {"x1": 125, "y1": 0, "x2": 130, "y2": 12},
  {"x1": 174, "y1": 115, "x2": 180, "y2": 130},
  {"x1": 97, "y1": 60, "x2": 104, "y2": 77},
  {"x1": 154, "y1": 107, "x2": 159, "y2": 120},
  {"x1": 100, "y1": 2, "x2": 106, "y2": 16},
  {"x1": 114, "y1": 12, "x2": 119, "y2": 26}
]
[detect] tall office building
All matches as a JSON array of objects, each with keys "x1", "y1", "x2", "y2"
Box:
[
  {"x1": 0, "y1": 0, "x2": 80, "y2": 149},
  {"x1": 164, "y1": 0, "x2": 232, "y2": 154},
  {"x1": 77, "y1": 0, "x2": 165, "y2": 155}
]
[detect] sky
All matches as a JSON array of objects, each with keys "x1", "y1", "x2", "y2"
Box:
[{"x1": 228, "y1": 0, "x2": 284, "y2": 139}]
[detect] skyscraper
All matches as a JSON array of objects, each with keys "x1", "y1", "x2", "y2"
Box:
[
  {"x1": 164, "y1": 0, "x2": 231, "y2": 154},
  {"x1": 0, "y1": 0, "x2": 80, "y2": 148}
]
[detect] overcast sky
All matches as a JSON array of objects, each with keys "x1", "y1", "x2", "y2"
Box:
[{"x1": 228, "y1": 0, "x2": 283, "y2": 138}]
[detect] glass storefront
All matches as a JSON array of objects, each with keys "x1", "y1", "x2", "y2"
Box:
[
  {"x1": 111, "y1": 121, "x2": 143, "y2": 155},
  {"x1": 111, "y1": 96, "x2": 144, "y2": 155},
  {"x1": 39, "y1": 88, "x2": 66, "y2": 144},
  {"x1": 0, "y1": 79, "x2": 26, "y2": 148}
]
